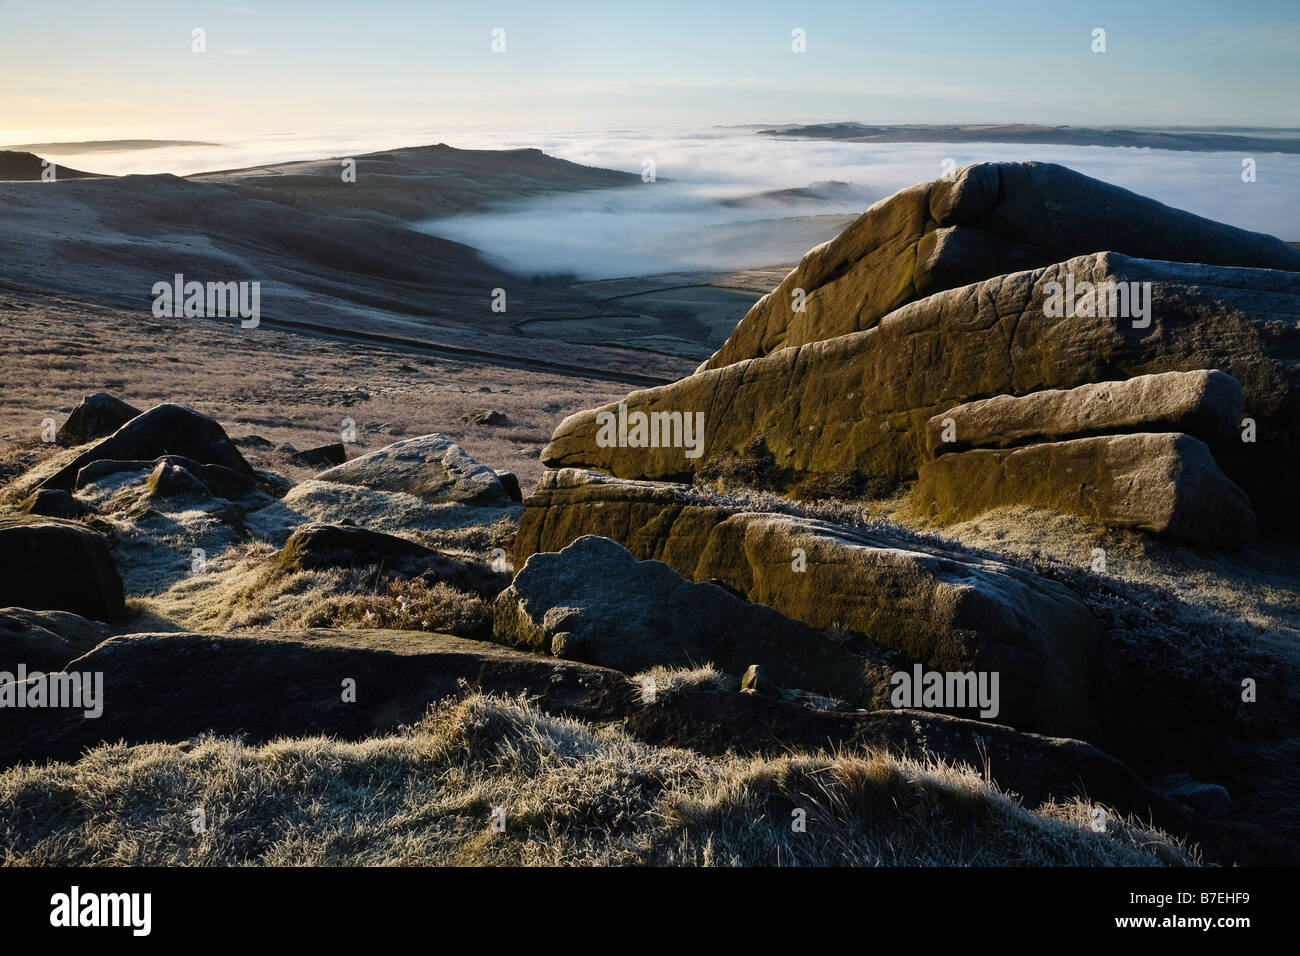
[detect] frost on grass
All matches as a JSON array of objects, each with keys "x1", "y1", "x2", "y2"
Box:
[{"x1": 0, "y1": 692, "x2": 1196, "y2": 867}]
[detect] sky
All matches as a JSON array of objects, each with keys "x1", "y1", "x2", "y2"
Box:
[{"x1": 2, "y1": 0, "x2": 1298, "y2": 139}]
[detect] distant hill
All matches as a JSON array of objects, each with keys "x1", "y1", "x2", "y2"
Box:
[{"x1": 0, "y1": 150, "x2": 103, "y2": 181}]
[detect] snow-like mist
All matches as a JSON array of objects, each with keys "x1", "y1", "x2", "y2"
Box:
[{"x1": 22, "y1": 124, "x2": 1299, "y2": 279}]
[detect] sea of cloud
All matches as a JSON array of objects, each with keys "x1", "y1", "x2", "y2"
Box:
[{"x1": 22, "y1": 124, "x2": 1299, "y2": 279}]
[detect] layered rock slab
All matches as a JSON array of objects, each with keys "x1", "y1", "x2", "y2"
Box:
[
  {"x1": 702, "y1": 161, "x2": 1300, "y2": 371},
  {"x1": 914, "y1": 433, "x2": 1256, "y2": 548},
  {"x1": 0, "y1": 608, "x2": 111, "y2": 673},
  {"x1": 923, "y1": 369, "x2": 1244, "y2": 454},
  {"x1": 512, "y1": 470, "x2": 1101, "y2": 740},
  {"x1": 543, "y1": 254, "x2": 1298, "y2": 518}
]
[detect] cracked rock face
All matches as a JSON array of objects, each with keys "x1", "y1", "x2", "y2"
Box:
[
  {"x1": 315, "y1": 434, "x2": 510, "y2": 505},
  {"x1": 914, "y1": 432, "x2": 1257, "y2": 549},
  {"x1": 494, "y1": 534, "x2": 898, "y2": 708},
  {"x1": 543, "y1": 253, "x2": 1297, "y2": 521},
  {"x1": 922, "y1": 369, "x2": 1245, "y2": 454},
  {"x1": 700, "y1": 160, "x2": 1300, "y2": 372}
]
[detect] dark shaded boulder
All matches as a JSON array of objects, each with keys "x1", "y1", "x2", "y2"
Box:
[
  {"x1": 0, "y1": 608, "x2": 111, "y2": 673},
  {"x1": 56, "y1": 392, "x2": 141, "y2": 445},
  {"x1": 191, "y1": 462, "x2": 257, "y2": 499},
  {"x1": 1154, "y1": 774, "x2": 1232, "y2": 820},
  {"x1": 275, "y1": 523, "x2": 434, "y2": 572},
  {"x1": 291, "y1": 442, "x2": 348, "y2": 469},
  {"x1": 19, "y1": 488, "x2": 96, "y2": 520},
  {"x1": 0, "y1": 630, "x2": 632, "y2": 770},
  {"x1": 913, "y1": 433, "x2": 1257, "y2": 549},
  {"x1": 41, "y1": 403, "x2": 255, "y2": 492},
  {"x1": 495, "y1": 469, "x2": 523, "y2": 502},
  {"x1": 0, "y1": 517, "x2": 125, "y2": 623},
  {"x1": 234, "y1": 434, "x2": 275, "y2": 450},
  {"x1": 494, "y1": 535, "x2": 898, "y2": 707},
  {"x1": 74, "y1": 458, "x2": 155, "y2": 489},
  {"x1": 143, "y1": 459, "x2": 212, "y2": 500},
  {"x1": 701, "y1": 161, "x2": 1300, "y2": 371}
]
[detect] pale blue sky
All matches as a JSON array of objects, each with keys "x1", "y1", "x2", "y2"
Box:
[{"x1": 2, "y1": 0, "x2": 1297, "y2": 136}]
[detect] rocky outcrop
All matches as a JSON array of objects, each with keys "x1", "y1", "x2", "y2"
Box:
[
  {"x1": 56, "y1": 392, "x2": 141, "y2": 444},
  {"x1": 315, "y1": 434, "x2": 510, "y2": 505},
  {"x1": 0, "y1": 517, "x2": 125, "y2": 623},
  {"x1": 0, "y1": 608, "x2": 111, "y2": 673},
  {"x1": 461, "y1": 408, "x2": 508, "y2": 426},
  {"x1": 924, "y1": 370, "x2": 1244, "y2": 454},
  {"x1": 0, "y1": 625, "x2": 1281, "y2": 864},
  {"x1": 543, "y1": 253, "x2": 1297, "y2": 520},
  {"x1": 512, "y1": 470, "x2": 1101, "y2": 740},
  {"x1": 494, "y1": 535, "x2": 898, "y2": 707},
  {"x1": 913, "y1": 433, "x2": 1257, "y2": 548},
  {"x1": 271, "y1": 523, "x2": 508, "y2": 597},
  {"x1": 701, "y1": 161, "x2": 1300, "y2": 371},
  {"x1": 41, "y1": 403, "x2": 256, "y2": 492},
  {"x1": 72, "y1": 454, "x2": 257, "y2": 500}
]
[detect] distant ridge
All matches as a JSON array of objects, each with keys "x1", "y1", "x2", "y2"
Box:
[
  {"x1": 188, "y1": 143, "x2": 641, "y2": 222},
  {"x1": 759, "y1": 123, "x2": 1300, "y2": 153},
  {"x1": 3, "y1": 140, "x2": 218, "y2": 152}
]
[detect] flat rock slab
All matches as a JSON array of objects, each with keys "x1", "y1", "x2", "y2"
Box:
[
  {"x1": 924, "y1": 369, "x2": 1244, "y2": 454},
  {"x1": 315, "y1": 433, "x2": 509, "y2": 505},
  {"x1": 914, "y1": 432, "x2": 1257, "y2": 549},
  {"x1": 41, "y1": 403, "x2": 255, "y2": 492},
  {"x1": 0, "y1": 517, "x2": 125, "y2": 623},
  {"x1": 0, "y1": 629, "x2": 632, "y2": 769},
  {"x1": 0, "y1": 607, "x2": 111, "y2": 673},
  {"x1": 494, "y1": 534, "x2": 898, "y2": 707},
  {"x1": 513, "y1": 469, "x2": 1101, "y2": 741},
  {"x1": 702, "y1": 160, "x2": 1300, "y2": 371},
  {"x1": 275, "y1": 522, "x2": 433, "y2": 571}
]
